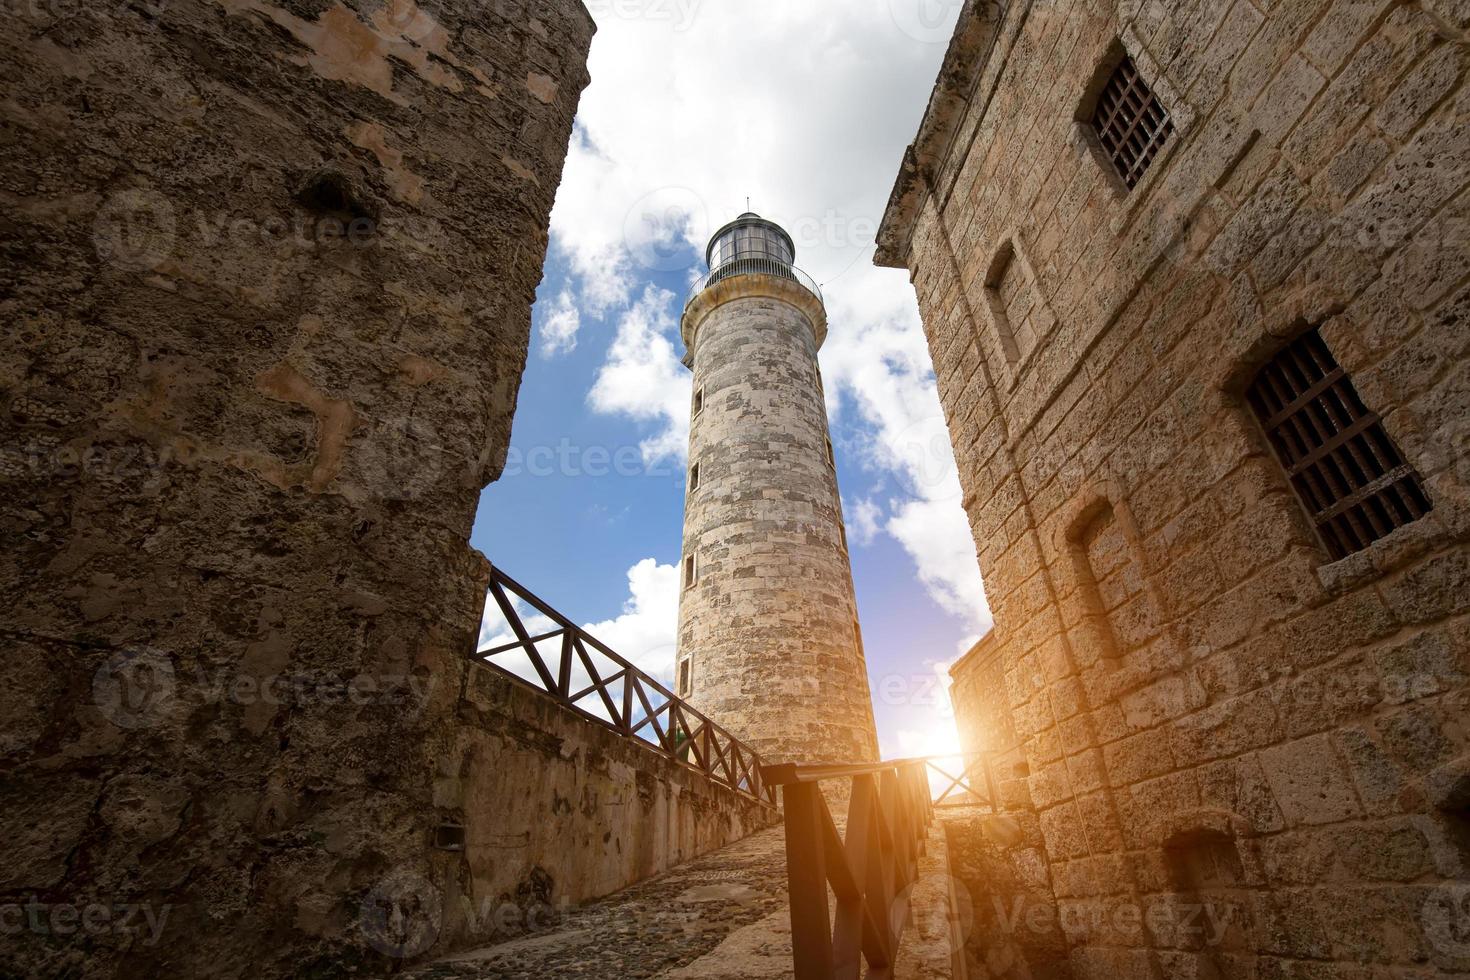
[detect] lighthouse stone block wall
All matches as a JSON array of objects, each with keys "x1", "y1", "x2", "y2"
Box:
[{"x1": 678, "y1": 272, "x2": 880, "y2": 767}]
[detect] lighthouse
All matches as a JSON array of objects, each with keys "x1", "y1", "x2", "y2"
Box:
[{"x1": 674, "y1": 212, "x2": 879, "y2": 766}]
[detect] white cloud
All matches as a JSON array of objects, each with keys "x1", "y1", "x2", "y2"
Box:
[
  {"x1": 477, "y1": 559, "x2": 681, "y2": 694},
  {"x1": 887, "y1": 491, "x2": 990, "y2": 633},
  {"x1": 587, "y1": 284, "x2": 692, "y2": 463},
  {"x1": 537, "y1": 288, "x2": 582, "y2": 358},
  {"x1": 581, "y1": 557, "x2": 682, "y2": 681},
  {"x1": 847, "y1": 496, "x2": 883, "y2": 548}
]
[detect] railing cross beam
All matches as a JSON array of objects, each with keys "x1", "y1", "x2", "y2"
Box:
[{"x1": 476, "y1": 566, "x2": 777, "y2": 807}]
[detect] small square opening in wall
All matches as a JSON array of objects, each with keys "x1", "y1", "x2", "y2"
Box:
[
  {"x1": 433, "y1": 824, "x2": 466, "y2": 852},
  {"x1": 689, "y1": 461, "x2": 700, "y2": 492},
  {"x1": 1088, "y1": 53, "x2": 1174, "y2": 190},
  {"x1": 684, "y1": 554, "x2": 697, "y2": 589},
  {"x1": 692, "y1": 387, "x2": 704, "y2": 417}
]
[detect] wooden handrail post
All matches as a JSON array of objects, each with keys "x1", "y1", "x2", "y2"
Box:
[{"x1": 783, "y1": 783, "x2": 835, "y2": 978}]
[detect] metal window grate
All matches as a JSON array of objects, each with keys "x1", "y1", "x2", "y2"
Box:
[
  {"x1": 1247, "y1": 329, "x2": 1432, "y2": 561},
  {"x1": 1091, "y1": 55, "x2": 1174, "y2": 189}
]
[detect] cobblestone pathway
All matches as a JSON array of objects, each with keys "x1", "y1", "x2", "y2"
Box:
[
  {"x1": 408, "y1": 826, "x2": 797, "y2": 980},
  {"x1": 406, "y1": 811, "x2": 967, "y2": 980}
]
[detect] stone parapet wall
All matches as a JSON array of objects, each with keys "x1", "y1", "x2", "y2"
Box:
[
  {"x1": 883, "y1": 0, "x2": 1470, "y2": 975},
  {"x1": 437, "y1": 662, "x2": 779, "y2": 954},
  {"x1": 0, "y1": 1, "x2": 593, "y2": 975}
]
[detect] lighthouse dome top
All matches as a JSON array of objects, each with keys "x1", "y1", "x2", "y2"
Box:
[{"x1": 705, "y1": 212, "x2": 797, "y2": 270}]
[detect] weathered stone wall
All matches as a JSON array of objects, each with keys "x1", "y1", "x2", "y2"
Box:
[
  {"x1": 881, "y1": 0, "x2": 1470, "y2": 976},
  {"x1": 678, "y1": 274, "x2": 879, "y2": 766},
  {"x1": 950, "y1": 632, "x2": 1020, "y2": 760},
  {"x1": 941, "y1": 793, "x2": 1072, "y2": 980},
  {"x1": 0, "y1": 0, "x2": 592, "y2": 975},
  {"x1": 436, "y1": 662, "x2": 778, "y2": 954}
]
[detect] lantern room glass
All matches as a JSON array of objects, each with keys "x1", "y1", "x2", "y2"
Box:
[{"x1": 707, "y1": 215, "x2": 795, "y2": 272}]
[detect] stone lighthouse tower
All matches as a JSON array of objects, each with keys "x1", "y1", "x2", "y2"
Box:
[{"x1": 676, "y1": 212, "x2": 879, "y2": 766}]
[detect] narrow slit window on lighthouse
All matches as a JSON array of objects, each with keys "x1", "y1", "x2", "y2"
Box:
[
  {"x1": 825, "y1": 437, "x2": 836, "y2": 469},
  {"x1": 684, "y1": 554, "x2": 697, "y2": 589},
  {"x1": 677, "y1": 659, "x2": 692, "y2": 697},
  {"x1": 693, "y1": 387, "x2": 704, "y2": 417},
  {"x1": 689, "y1": 461, "x2": 700, "y2": 492}
]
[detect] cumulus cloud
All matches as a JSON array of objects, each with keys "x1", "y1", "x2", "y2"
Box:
[
  {"x1": 582, "y1": 558, "x2": 682, "y2": 681},
  {"x1": 477, "y1": 558, "x2": 681, "y2": 689},
  {"x1": 537, "y1": 288, "x2": 582, "y2": 358},
  {"x1": 587, "y1": 284, "x2": 692, "y2": 463},
  {"x1": 846, "y1": 497, "x2": 883, "y2": 548}
]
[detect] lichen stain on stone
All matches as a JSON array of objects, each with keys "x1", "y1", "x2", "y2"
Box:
[
  {"x1": 346, "y1": 121, "x2": 426, "y2": 206},
  {"x1": 253, "y1": 361, "x2": 355, "y2": 493},
  {"x1": 211, "y1": 0, "x2": 474, "y2": 104},
  {"x1": 501, "y1": 156, "x2": 540, "y2": 185},
  {"x1": 397, "y1": 354, "x2": 447, "y2": 386},
  {"x1": 526, "y1": 72, "x2": 558, "y2": 104}
]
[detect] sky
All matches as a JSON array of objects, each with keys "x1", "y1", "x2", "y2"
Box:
[{"x1": 470, "y1": 0, "x2": 991, "y2": 762}]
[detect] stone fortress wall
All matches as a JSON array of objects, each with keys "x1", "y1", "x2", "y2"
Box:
[
  {"x1": 881, "y1": 0, "x2": 1470, "y2": 976},
  {"x1": 0, "y1": 0, "x2": 599, "y2": 974},
  {"x1": 678, "y1": 272, "x2": 880, "y2": 767}
]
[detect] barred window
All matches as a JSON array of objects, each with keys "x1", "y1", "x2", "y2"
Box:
[
  {"x1": 1247, "y1": 329, "x2": 1432, "y2": 560},
  {"x1": 1090, "y1": 55, "x2": 1174, "y2": 189}
]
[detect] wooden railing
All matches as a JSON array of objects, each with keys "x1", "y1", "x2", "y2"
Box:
[
  {"x1": 761, "y1": 758, "x2": 937, "y2": 979},
  {"x1": 928, "y1": 753, "x2": 1000, "y2": 809},
  {"x1": 762, "y1": 754, "x2": 998, "y2": 979},
  {"x1": 478, "y1": 565, "x2": 777, "y2": 807}
]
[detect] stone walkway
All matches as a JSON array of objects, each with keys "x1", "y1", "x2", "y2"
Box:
[
  {"x1": 407, "y1": 811, "x2": 970, "y2": 980},
  {"x1": 408, "y1": 826, "x2": 795, "y2": 980}
]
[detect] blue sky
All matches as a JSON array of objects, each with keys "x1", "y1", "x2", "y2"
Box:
[{"x1": 470, "y1": 0, "x2": 990, "y2": 760}]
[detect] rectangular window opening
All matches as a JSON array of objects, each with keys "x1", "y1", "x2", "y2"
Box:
[
  {"x1": 825, "y1": 437, "x2": 836, "y2": 469},
  {"x1": 693, "y1": 387, "x2": 704, "y2": 417},
  {"x1": 677, "y1": 659, "x2": 692, "y2": 697},
  {"x1": 1246, "y1": 328, "x2": 1432, "y2": 561},
  {"x1": 684, "y1": 554, "x2": 697, "y2": 590},
  {"x1": 1089, "y1": 54, "x2": 1174, "y2": 190},
  {"x1": 689, "y1": 461, "x2": 700, "y2": 492}
]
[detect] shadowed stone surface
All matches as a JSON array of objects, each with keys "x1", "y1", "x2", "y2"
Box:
[
  {"x1": 881, "y1": 0, "x2": 1470, "y2": 976},
  {"x1": 0, "y1": 0, "x2": 593, "y2": 975},
  {"x1": 406, "y1": 806, "x2": 967, "y2": 979}
]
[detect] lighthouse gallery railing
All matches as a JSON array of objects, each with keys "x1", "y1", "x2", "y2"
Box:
[{"x1": 686, "y1": 256, "x2": 824, "y2": 311}]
